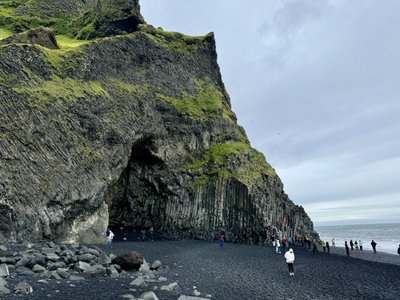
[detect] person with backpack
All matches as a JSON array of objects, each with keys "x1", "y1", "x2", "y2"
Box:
[
  {"x1": 326, "y1": 241, "x2": 330, "y2": 254},
  {"x1": 312, "y1": 240, "x2": 318, "y2": 255},
  {"x1": 350, "y1": 240, "x2": 354, "y2": 251},
  {"x1": 284, "y1": 248, "x2": 295, "y2": 276},
  {"x1": 345, "y1": 241, "x2": 350, "y2": 256}
]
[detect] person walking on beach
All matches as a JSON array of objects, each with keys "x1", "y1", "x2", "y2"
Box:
[
  {"x1": 331, "y1": 238, "x2": 335, "y2": 247},
  {"x1": 371, "y1": 240, "x2": 377, "y2": 254},
  {"x1": 397, "y1": 244, "x2": 400, "y2": 255},
  {"x1": 350, "y1": 240, "x2": 354, "y2": 252},
  {"x1": 326, "y1": 241, "x2": 330, "y2": 254},
  {"x1": 345, "y1": 241, "x2": 350, "y2": 256},
  {"x1": 322, "y1": 240, "x2": 326, "y2": 253},
  {"x1": 359, "y1": 240, "x2": 363, "y2": 251},
  {"x1": 355, "y1": 240, "x2": 359, "y2": 251},
  {"x1": 284, "y1": 248, "x2": 295, "y2": 276},
  {"x1": 312, "y1": 240, "x2": 318, "y2": 255},
  {"x1": 276, "y1": 239, "x2": 281, "y2": 254},
  {"x1": 219, "y1": 233, "x2": 225, "y2": 250}
]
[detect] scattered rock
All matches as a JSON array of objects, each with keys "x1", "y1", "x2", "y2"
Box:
[
  {"x1": 15, "y1": 267, "x2": 35, "y2": 276},
  {"x1": 141, "y1": 291, "x2": 159, "y2": 300},
  {"x1": 69, "y1": 275, "x2": 85, "y2": 281},
  {"x1": 14, "y1": 282, "x2": 33, "y2": 294},
  {"x1": 76, "y1": 261, "x2": 91, "y2": 272},
  {"x1": 107, "y1": 265, "x2": 119, "y2": 278},
  {"x1": 130, "y1": 276, "x2": 147, "y2": 288},
  {"x1": 78, "y1": 253, "x2": 93, "y2": 262},
  {"x1": 0, "y1": 277, "x2": 10, "y2": 295},
  {"x1": 177, "y1": 296, "x2": 209, "y2": 300},
  {"x1": 112, "y1": 251, "x2": 143, "y2": 270},
  {"x1": 121, "y1": 294, "x2": 136, "y2": 299},
  {"x1": 150, "y1": 260, "x2": 162, "y2": 270},
  {"x1": 158, "y1": 277, "x2": 168, "y2": 282},
  {"x1": 56, "y1": 268, "x2": 70, "y2": 279},
  {"x1": 85, "y1": 264, "x2": 107, "y2": 276},
  {"x1": 193, "y1": 289, "x2": 201, "y2": 296},
  {"x1": 161, "y1": 282, "x2": 179, "y2": 292},
  {"x1": 32, "y1": 264, "x2": 46, "y2": 273},
  {"x1": 0, "y1": 264, "x2": 9, "y2": 277}
]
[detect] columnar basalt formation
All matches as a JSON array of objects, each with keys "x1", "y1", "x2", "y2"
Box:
[{"x1": 0, "y1": 0, "x2": 318, "y2": 243}]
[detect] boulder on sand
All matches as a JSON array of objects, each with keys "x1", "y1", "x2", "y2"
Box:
[{"x1": 112, "y1": 251, "x2": 143, "y2": 270}]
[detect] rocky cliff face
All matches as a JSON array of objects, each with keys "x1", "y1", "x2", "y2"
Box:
[{"x1": 0, "y1": 0, "x2": 318, "y2": 243}]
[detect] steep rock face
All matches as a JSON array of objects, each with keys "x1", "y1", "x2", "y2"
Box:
[
  {"x1": 0, "y1": 27, "x2": 59, "y2": 49},
  {"x1": 0, "y1": 2, "x2": 318, "y2": 243}
]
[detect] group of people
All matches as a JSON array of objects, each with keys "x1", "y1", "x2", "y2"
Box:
[{"x1": 344, "y1": 239, "x2": 378, "y2": 255}]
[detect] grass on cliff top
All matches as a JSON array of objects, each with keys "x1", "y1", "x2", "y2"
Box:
[
  {"x1": 139, "y1": 24, "x2": 211, "y2": 54},
  {"x1": 156, "y1": 79, "x2": 234, "y2": 122},
  {"x1": 186, "y1": 142, "x2": 276, "y2": 187},
  {"x1": 13, "y1": 76, "x2": 109, "y2": 110},
  {"x1": 55, "y1": 35, "x2": 89, "y2": 49}
]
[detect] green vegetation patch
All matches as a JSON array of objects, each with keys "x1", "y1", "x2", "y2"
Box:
[
  {"x1": 13, "y1": 76, "x2": 109, "y2": 110},
  {"x1": 107, "y1": 79, "x2": 150, "y2": 97},
  {"x1": 140, "y1": 25, "x2": 211, "y2": 54},
  {"x1": 186, "y1": 142, "x2": 276, "y2": 187},
  {"x1": 0, "y1": 27, "x2": 11, "y2": 39},
  {"x1": 157, "y1": 79, "x2": 225, "y2": 121}
]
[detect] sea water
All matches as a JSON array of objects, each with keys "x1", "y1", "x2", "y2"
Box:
[{"x1": 315, "y1": 223, "x2": 400, "y2": 255}]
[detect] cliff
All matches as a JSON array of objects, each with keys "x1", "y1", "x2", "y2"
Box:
[{"x1": 0, "y1": 0, "x2": 318, "y2": 243}]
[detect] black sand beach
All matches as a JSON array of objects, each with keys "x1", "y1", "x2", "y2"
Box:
[{"x1": 2, "y1": 240, "x2": 400, "y2": 300}]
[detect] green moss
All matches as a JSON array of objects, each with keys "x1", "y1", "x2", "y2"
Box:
[
  {"x1": 139, "y1": 25, "x2": 211, "y2": 54},
  {"x1": 13, "y1": 76, "x2": 109, "y2": 110},
  {"x1": 78, "y1": 141, "x2": 103, "y2": 162},
  {"x1": 107, "y1": 79, "x2": 150, "y2": 97},
  {"x1": 0, "y1": 27, "x2": 11, "y2": 39},
  {"x1": 157, "y1": 79, "x2": 224, "y2": 121},
  {"x1": 55, "y1": 34, "x2": 88, "y2": 49},
  {"x1": 186, "y1": 142, "x2": 276, "y2": 187}
]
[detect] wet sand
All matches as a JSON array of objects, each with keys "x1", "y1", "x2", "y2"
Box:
[{"x1": 2, "y1": 240, "x2": 400, "y2": 299}]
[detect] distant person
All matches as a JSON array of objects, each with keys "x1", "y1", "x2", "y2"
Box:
[
  {"x1": 105, "y1": 228, "x2": 114, "y2": 247},
  {"x1": 312, "y1": 240, "x2": 318, "y2": 255},
  {"x1": 355, "y1": 240, "x2": 359, "y2": 251},
  {"x1": 359, "y1": 240, "x2": 363, "y2": 251},
  {"x1": 345, "y1": 241, "x2": 350, "y2": 256},
  {"x1": 285, "y1": 248, "x2": 295, "y2": 276},
  {"x1": 397, "y1": 244, "x2": 400, "y2": 255},
  {"x1": 350, "y1": 240, "x2": 354, "y2": 251},
  {"x1": 326, "y1": 241, "x2": 330, "y2": 254},
  {"x1": 371, "y1": 240, "x2": 377, "y2": 254},
  {"x1": 331, "y1": 238, "x2": 335, "y2": 247},
  {"x1": 149, "y1": 226, "x2": 154, "y2": 241},
  {"x1": 276, "y1": 239, "x2": 281, "y2": 254},
  {"x1": 322, "y1": 240, "x2": 326, "y2": 253},
  {"x1": 219, "y1": 233, "x2": 225, "y2": 250}
]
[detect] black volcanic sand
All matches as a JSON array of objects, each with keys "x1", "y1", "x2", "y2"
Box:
[{"x1": 2, "y1": 240, "x2": 400, "y2": 300}]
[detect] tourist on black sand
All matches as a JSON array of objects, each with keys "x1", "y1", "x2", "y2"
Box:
[
  {"x1": 285, "y1": 248, "x2": 295, "y2": 276},
  {"x1": 312, "y1": 240, "x2": 318, "y2": 255},
  {"x1": 350, "y1": 240, "x2": 354, "y2": 251},
  {"x1": 219, "y1": 233, "x2": 225, "y2": 250},
  {"x1": 105, "y1": 228, "x2": 114, "y2": 247},
  {"x1": 371, "y1": 240, "x2": 377, "y2": 254},
  {"x1": 326, "y1": 241, "x2": 330, "y2": 254},
  {"x1": 359, "y1": 240, "x2": 363, "y2": 251},
  {"x1": 345, "y1": 241, "x2": 350, "y2": 256},
  {"x1": 397, "y1": 244, "x2": 400, "y2": 255}
]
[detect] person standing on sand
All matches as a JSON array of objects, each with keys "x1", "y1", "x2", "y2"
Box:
[
  {"x1": 105, "y1": 228, "x2": 114, "y2": 247},
  {"x1": 371, "y1": 240, "x2": 377, "y2": 254},
  {"x1": 276, "y1": 239, "x2": 281, "y2": 254},
  {"x1": 219, "y1": 233, "x2": 225, "y2": 250},
  {"x1": 359, "y1": 240, "x2": 363, "y2": 251},
  {"x1": 350, "y1": 240, "x2": 354, "y2": 252},
  {"x1": 397, "y1": 244, "x2": 400, "y2": 255},
  {"x1": 355, "y1": 240, "x2": 359, "y2": 251},
  {"x1": 345, "y1": 241, "x2": 350, "y2": 256},
  {"x1": 285, "y1": 248, "x2": 295, "y2": 276},
  {"x1": 312, "y1": 240, "x2": 318, "y2": 255},
  {"x1": 326, "y1": 241, "x2": 330, "y2": 254},
  {"x1": 331, "y1": 238, "x2": 335, "y2": 247},
  {"x1": 322, "y1": 240, "x2": 326, "y2": 252}
]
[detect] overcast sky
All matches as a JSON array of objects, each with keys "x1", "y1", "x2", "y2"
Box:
[{"x1": 141, "y1": 0, "x2": 400, "y2": 226}]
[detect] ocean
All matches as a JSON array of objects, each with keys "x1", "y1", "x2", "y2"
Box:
[{"x1": 315, "y1": 223, "x2": 400, "y2": 255}]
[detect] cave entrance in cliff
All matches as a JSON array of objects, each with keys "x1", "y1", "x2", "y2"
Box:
[{"x1": 105, "y1": 137, "x2": 167, "y2": 239}]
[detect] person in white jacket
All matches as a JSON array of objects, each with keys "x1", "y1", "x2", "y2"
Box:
[{"x1": 284, "y1": 248, "x2": 295, "y2": 276}]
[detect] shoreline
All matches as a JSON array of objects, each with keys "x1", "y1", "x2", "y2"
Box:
[{"x1": 325, "y1": 245, "x2": 400, "y2": 266}]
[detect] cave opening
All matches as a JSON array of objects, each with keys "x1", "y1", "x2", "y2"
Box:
[{"x1": 105, "y1": 137, "x2": 168, "y2": 236}]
